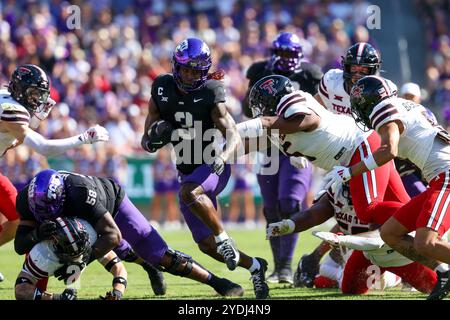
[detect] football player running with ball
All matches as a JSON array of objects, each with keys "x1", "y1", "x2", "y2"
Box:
[{"x1": 141, "y1": 38, "x2": 269, "y2": 299}]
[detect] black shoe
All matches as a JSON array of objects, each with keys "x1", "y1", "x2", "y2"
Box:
[
  {"x1": 251, "y1": 258, "x2": 269, "y2": 299},
  {"x1": 143, "y1": 263, "x2": 167, "y2": 296},
  {"x1": 278, "y1": 267, "x2": 293, "y2": 284},
  {"x1": 293, "y1": 254, "x2": 320, "y2": 288},
  {"x1": 217, "y1": 238, "x2": 240, "y2": 271},
  {"x1": 427, "y1": 270, "x2": 450, "y2": 300},
  {"x1": 213, "y1": 278, "x2": 244, "y2": 297}
]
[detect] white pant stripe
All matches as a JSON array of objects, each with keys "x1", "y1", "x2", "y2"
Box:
[
  {"x1": 428, "y1": 171, "x2": 450, "y2": 229},
  {"x1": 359, "y1": 144, "x2": 372, "y2": 204}
]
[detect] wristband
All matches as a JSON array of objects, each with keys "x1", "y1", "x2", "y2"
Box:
[
  {"x1": 363, "y1": 154, "x2": 379, "y2": 171},
  {"x1": 113, "y1": 276, "x2": 127, "y2": 288}
]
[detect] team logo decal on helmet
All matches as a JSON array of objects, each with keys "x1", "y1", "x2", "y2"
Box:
[{"x1": 259, "y1": 78, "x2": 277, "y2": 94}]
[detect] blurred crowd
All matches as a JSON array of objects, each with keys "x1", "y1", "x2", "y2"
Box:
[
  {"x1": 414, "y1": 0, "x2": 450, "y2": 125},
  {"x1": 0, "y1": 0, "x2": 448, "y2": 226}
]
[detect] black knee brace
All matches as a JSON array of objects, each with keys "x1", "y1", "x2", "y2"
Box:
[
  {"x1": 121, "y1": 248, "x2": 139, "y2": 263},
  {"x1": 163, "y1": 248, "x2": 194, "y2": 277}
]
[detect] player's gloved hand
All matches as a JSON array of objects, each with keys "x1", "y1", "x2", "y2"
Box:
[
  {"x1": 100, "y1": 289, "x2": 123, "y2": 300},
  {"x1": 143, "y1": 120, "x2": 173, "y2": 153},
  {"x1": 293, "y1": 254, "x2": 321, "y2": 288},
  {"x1": 330, "y1": 166, "x2": 352, "y2": 184},
  {"x1": 36, "y1": 220, "x2": 57, "y2": 240},
  {"x1": 54, "y1": 262, "x2": 86, "y2": 284},
  {"x1": 312, "y1": 231, "x2": 341, "y2": 247},
  {"x1": 210, "y1": 155, "x2": 226, "y2": 175},
  {"x1": 266, "y1": 219, "x2": 296, "y2": 239},
  {"x1": 53, "y1": 288, "x2": 77, "y2": 300},
  {"x1": 79, "y1": 125, "x2": 109, "y2": 144}
]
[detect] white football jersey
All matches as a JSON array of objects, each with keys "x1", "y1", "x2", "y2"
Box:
[
  {"x1": 22, "y1": 219, "x2": 97, "y2": 281},
  {"x1": 369, "y1": 97, "x2": 450, "y2": 182},
  {"x1": 318, "y1": 69, "x2": 352, "y2": 116},
  {"x1": 326, "y1": 181, "x2": 413, "y2": 267},
  {"x1": 0, "y1": 91, "x2": 30, "y2": 157},
  {"x1": 275, "y1": 90, "x2": 371, "y2": 171}
]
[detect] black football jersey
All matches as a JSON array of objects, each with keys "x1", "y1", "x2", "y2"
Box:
[
  {"x1": 151, "y1": 74, "x2": 226, "y2": 174},
  {"x1": 243, "y1": 60, "x2": 323, "y2": 117},
  {"x1": 16, "y1": 171, "x2": 125, "y2": 227}
]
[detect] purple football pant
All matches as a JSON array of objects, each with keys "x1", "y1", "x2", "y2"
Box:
[
  {"x1": 178, "y1": 164, "x2": 231, "y2": 243},
  {"x1": 257, "y1": 155, "x2": 313, "y2": 269},
  {"x1": 113, "y1": 195, "x2": 168, "y2": 266},
  {"x1": 401, "y1": 173, "x2": 427, "y2": 198}
]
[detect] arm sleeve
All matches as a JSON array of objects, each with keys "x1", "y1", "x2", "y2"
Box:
[
  {"x1": 14, "y1": 225, "x2": 40, "y2": 255},
  {"x1": 338, "y1": 234, "x2": 385, "y2": 251},
  {"x1": 23, "y1": 129, "x2": 83, "y2": 157}
]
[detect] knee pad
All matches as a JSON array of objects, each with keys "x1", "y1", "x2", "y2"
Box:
[
  {"x1": 263, "y1": 207, "x2": 280, "y2": 224},
  {"x1": 162, "y1": 248, "x2": 194, "y2": 277},
  {"x1": 278, "y1": 199, "x2": 301, "y2": 219}
]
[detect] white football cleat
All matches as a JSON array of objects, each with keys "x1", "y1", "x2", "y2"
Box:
[{"x1": 0, "y1": 272, "x2": 4, "y2": 282}]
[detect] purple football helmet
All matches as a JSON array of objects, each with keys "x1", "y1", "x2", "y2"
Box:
[
  {"x1": 269, "y1": 32, "x2": 303, "y2": 74},
  {"x1": 172, "y1": 38, "x2": 212, "y2": 92},
  {"x1": 28, "y1": 169, "x2": 65, "y2": 222}
]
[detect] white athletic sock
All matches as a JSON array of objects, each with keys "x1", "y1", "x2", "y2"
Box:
[
  {"x1": 248, "y1": 258, "x2": 261, "y2": 273},
  {"x1": 214, "y1": 231, "x2": 229, "y2": 243},
  {"x1": 435, "y1": 264, "x2": 449, "y2": 273}
]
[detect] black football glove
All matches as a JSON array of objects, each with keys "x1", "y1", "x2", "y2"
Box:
[
  {"x1": 142, "y1": 120, "x2": 173, "y2": 153},
  {"x1": 293, "y1": 254, "x2": 320, "y2": 288},
  {"x1": 210, "y1": 156, "x2": 226, "y2": 175},
  {"x1": 100, "y1": 289, "x2": 123, "y2": 300},
  {"x1": 53, "y1": 288, "x2": 77, "y2": 300},
  {"x1": 36, "y1": 221, "x2": 57, "y2": 240}
]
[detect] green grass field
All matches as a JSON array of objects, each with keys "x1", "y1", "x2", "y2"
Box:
[{"x1": 0, "y1": 227, "x2": 428, "y2": 300}]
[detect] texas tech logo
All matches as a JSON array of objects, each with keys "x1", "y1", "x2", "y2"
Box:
[
  {"x1": 259, "y1": 78, "x2": 277, "y2": 94},
  {"x1": 351, "y1": 84, "x2": 364, "y2": 99}
]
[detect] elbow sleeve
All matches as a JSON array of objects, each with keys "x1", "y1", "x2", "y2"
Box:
[{"x1": 14, "y1": 225, "x2": 39, "y2": 255}]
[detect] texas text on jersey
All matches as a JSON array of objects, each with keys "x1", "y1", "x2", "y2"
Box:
[
  {"x1": 16, "y1": 171, "x2": 125, "y2": 226},
  {"x1": 150, "y1": 73, "x2": 226, "y2": 175}
]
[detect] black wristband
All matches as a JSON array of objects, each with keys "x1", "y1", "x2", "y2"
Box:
[
  {"x1": 113, "y1": 276, "x2": 127, "y2": 288},
  {"x1": 104, "y1": 257, "x2": 121, "y2": 272},
  {"x1": 15, "y1": 277, "x2": 33, "y2": 286},
  {"x1": 34, "y1": 288, "x2": 43, "y2": 300}
]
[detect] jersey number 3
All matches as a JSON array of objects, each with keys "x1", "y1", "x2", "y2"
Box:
[{"x1": 175, "y1": 112, "x2": 195, "y2": 139}]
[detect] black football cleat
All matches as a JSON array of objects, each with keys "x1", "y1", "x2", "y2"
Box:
[
  {"x1": 427, "y1": 270, "x2": 450, "y2": 300},
  {"x1": 142, "y1": 263, "x2": 167, "y2": 296},
  {"x1": 251, "y1": 258, "x2": 269, "y2": 299}
]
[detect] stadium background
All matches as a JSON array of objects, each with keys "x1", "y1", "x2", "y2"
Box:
[{"x1": 1, "y1": 0, "x2": 448, "y2": 226}]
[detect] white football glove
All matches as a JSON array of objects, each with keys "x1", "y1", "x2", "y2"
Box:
[
  {"x1": 266, "y1": 219, "x2": 296, "y2": 239},
  {"x1": 330, "y1": 165, "x2": 352, "y2": 183},
  {"x1": 289, "y1": 156, "x2": 309, "y2": 169},
  {"x1": 312, "y1": 231, "x2": 341, "y2": 247},
  {"x1": 29, "y1": 98, "x2": 56, "y2": 129},
  {"x1": 79, "y1": 125, "x2": 109, "y2": 144}
]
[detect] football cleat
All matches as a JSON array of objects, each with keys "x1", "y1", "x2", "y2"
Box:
[
  {"x1": 213, "y1": 278, "x2": 244, "y2": 297},
  {"x1": 266, "y1": 270, "x2": 279, "y2": 284},
  {"x1": 251, "y1": 258, "x2": 269, "y2": 299},
  {"x1": 142, "y1": 263, "x2": 167, "y2": 296},
  {"x1": 0, "y1": 272, "x2": 4, "y2": 282},
  {"x1": 217, "y1": 238, "x2": 240, "y2": 271},
  {"x1": 278, "y1": 267, "x2": 293, "y2": 284},
  {"x1": 427, "y1": 270, "x2": 450, "y2": 300}
]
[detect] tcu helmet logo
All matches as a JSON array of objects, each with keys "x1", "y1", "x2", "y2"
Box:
[
  {"x1": 259, "y1": 78, "x2": 277, "y2": 94},
  {"x1": 47, "y1": 175, "x2": 62, "y2": 200}
]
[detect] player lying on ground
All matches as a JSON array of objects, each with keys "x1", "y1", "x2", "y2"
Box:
[
  {"x1": 15, "y1": 169, "x2": 244, "y2": 298},
  {"x1": 266, "y1": 179, "x2": 437, "y2": 294},
  {"x1": 15, "y1": 217, "x2": 127, "y2": 300}
]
